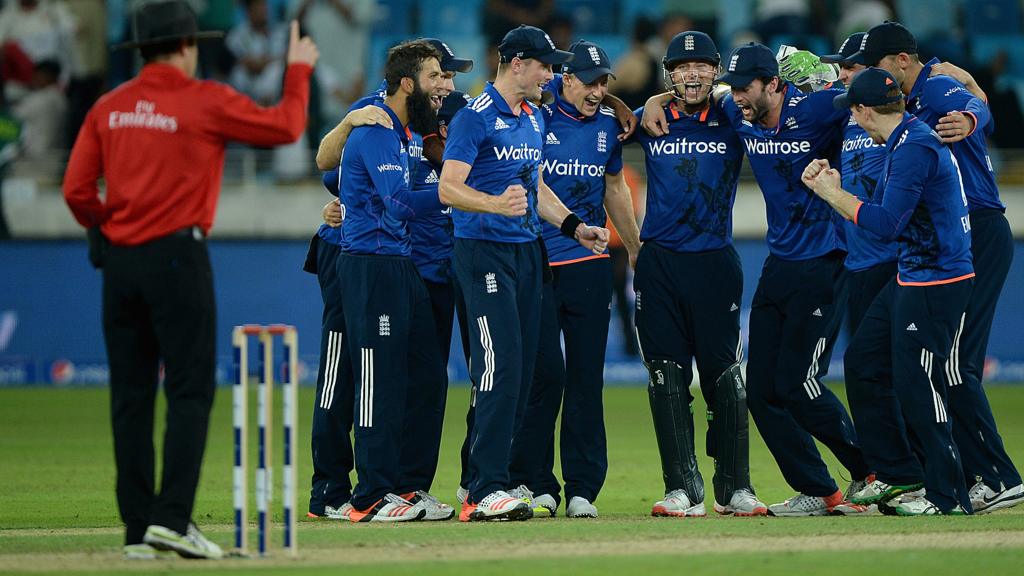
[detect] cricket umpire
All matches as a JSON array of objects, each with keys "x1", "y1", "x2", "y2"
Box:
[
  {"x1": 439, "y1": 25, "x2": 608, "y2": 522},
  {"x1": 804, "y1": 67, "x2": 975, "y2": 515},
  {"x1": 62, "y1": 1, "x2": 317, "y2": 559}
]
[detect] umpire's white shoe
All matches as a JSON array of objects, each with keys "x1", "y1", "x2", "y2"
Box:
[
  {"x1": 460, "y1": 490, "x2": 533, "y2": 522},
  {"x1": 970, "y1": 481, "x2": 1024, "y2": 514},
  {"x1": 566, "y1": 496, "x2": 598, "y2": 518},
  {"x1": 714, "y1": 488, "x2": 768, "y2": 517},
  {"x1": 651, "y1": 489, "x2": 706, "y2": 517},
  {"x1": 143, "y1": 523, "x2": 223, "y2": 559},
  {"x1": 402, "y1": 491, "x2": 455, "y2": 521}
]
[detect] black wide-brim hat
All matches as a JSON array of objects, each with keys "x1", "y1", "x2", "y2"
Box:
[{"x1": 114, "y1": 0, "x2": 223, "y2": 51}]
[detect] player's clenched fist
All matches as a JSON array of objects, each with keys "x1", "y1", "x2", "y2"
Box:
[
  {"x1": 495, "y1": 184, "x2": 528, "y2": 217},
  {"x1": 576, "y1": 225, "x2": 610, "y2": 254},
  {"x1": 801, "y1": 158, "x2": 839, "y2": 197}
]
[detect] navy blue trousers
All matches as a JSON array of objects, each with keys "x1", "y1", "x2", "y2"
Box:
[
  {"x1": 845, "y1": 279, "x2": 974, "y2": 512},
  {"x1": 454, "y1": 238, "x2": 542, "y2": 502},
  {"x1": 633, "y1": 243, "x2": 744, "y2": 499},
  {"x1": 845, "y1": 261, "x2": 897, "y2": 338},
  {"x1": 308, "y1": 239, "x2": 354, "y2": 515},
  {"x1": 337, "y1": 253, "x2": 445, "y2": 510},
  {"x1": 948, "y1": 209, "x2": 1021, "y2": 490},
  {"x1": 508, "y1": 257, "x2": 613, "y2": 505},
  {"x1": 746, "y1": 252, "x2": 868, "y2": 497}
]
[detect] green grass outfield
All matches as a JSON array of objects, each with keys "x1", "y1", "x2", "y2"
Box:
[{"x1": 1, "y1": 384, "x2": 1023, "y2": 574}]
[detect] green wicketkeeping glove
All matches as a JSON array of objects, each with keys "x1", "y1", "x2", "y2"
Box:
[{"x1": 778, "y1": 47, "x2": 840, "y2": 90}]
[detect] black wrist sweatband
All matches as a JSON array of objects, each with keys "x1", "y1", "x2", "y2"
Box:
[{"x1": 560, "y1": 213, "x2": 583, "y2": 238}]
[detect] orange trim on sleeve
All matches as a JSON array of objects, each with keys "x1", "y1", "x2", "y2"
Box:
[
  {"x1": 897, "y1": 272, "x2": 975, "y2": 287},
  {"x1": 852, "y1": 200, "x2": 864, "y2": 226},
  {"x1": 962, "y1": 111, "x2": 979, "y2": 137},
  {"x1": 549, "y1": 253, "x2": 610, "y2": 267}
]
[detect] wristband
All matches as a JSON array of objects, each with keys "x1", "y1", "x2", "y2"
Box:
[{"x1": 560, "y1": 213, "x2": 584, "y2": 238}]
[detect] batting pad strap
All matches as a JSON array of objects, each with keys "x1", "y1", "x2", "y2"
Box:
[{"x1": 560, "y1": 213, "x2": 584, "y2": 238}]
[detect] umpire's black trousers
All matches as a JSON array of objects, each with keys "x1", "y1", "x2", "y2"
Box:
[{"x1": 103, "y1": 232, "x2": 215, "y2": 544}]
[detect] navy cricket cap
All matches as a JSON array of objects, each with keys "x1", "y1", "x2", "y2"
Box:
[
  {"x1": 832, "y1": 67, "x2": 903, "y2": 109},
  {"x1": 498, "y1": 25, "x2": 574, "y2": 65},
  {"x1": 663, "y1": 31, "x2": 720, "y2": 69},
  {"x1": 438, "y1": 91, "x2": 471, "y2": 126},
  {"x1": 820, "y1": 32, "x2": 865, "y2": 65},
  {"x1": 848, "y1": 21, "x2": 917, "y2": 66},
  {"x1": 716, "y1": 42, "x2": 778, "y2": 88},
  {"x1": 564, "y1": 40, "x2": 616, "y2": 84},
  {"x1": 422, "y1": 38, "x2": 474, "y2": 73}
]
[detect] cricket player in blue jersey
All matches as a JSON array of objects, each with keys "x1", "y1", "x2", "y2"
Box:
[
  {"x1": 440, "y1": 25, "x2": 609, "y2": 522},
  {"x1": 695, "y1": 42, "x2": 871, "y2": 516},
  {"x1": 626, "y1": 31, "x2": 767, "y2": 518},
  {"x1": 804, "y1": 67, "x2": 976, "y2": 515},
  {"x1": 849, "y1": 21, "x2": 1022, "y2": 514},
  {"x1": 306, "y1": 39, "x2": 474, "y2": 522},
  {"x1": 330, "y1": 40, "x2": 447, "y2": 523},
  {"x1": 504, "y1": 40, "x2": 641, "y2": 519}
]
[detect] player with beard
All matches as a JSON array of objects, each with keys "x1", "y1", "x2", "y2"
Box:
[
  {"x1": 643, "y1": 43, "x2": 872, "y2": 516},
  {"x1": 305, "y1": 39, "x2": 473, "y2": 522},
  {"x1": 623, "y1": 32, "x2": 765, "y2": 518},
  {"x1": 332, "y1": 40, "x2": 446, "y2": 523},
  {"x1": 440, "y1": 25, "x2": 609, "y2": 522}
]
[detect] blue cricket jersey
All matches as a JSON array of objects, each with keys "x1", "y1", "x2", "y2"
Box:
[
  {"x1": 539, "y1": 75, "x2": 623, "y2": 264},
  {"x1": 839, "y1": 116, "x2": 897, "y2": 272},
  {"x1": 336, "y1": 103, "x2": 416, "y2": 256},
  {"x1": 721, "y1": 84, "x2": 846, "y2": 260},
  {"x1": 907, "y1": 58, "x2": 1002, "y2": 212},
  {"x1": 630, "y1": 100, "x2": 744, "y2": 253},
  {"x1": 853, "y1": 114, "x2": 974, "y2": 286},
  {"x1": 443, "y1": 82, "x2": 546, "y2": 243}
]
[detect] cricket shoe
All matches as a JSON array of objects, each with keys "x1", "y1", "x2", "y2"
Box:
[
  {"x1": 325, "y1": 502, "x2": 353, "y2": 520},
  {"x1": 349, "y1": 493, "x2": 426, "y2": 523},
  {"x1": 714, "y1": 488, "x2": 768, "y2": 516},
  {"x1": 843, "y1": 474, "x2": 874, "y2": 501},
  {"x1": 123, "y1": 543, "x2": 173, "y2": 560},
  {"x1": 970, "y1": 481, "x2": 1024, "y2": 514},
  {"x1": 508, "y1": 484, "x2": 556, "y2": 517},
  {"x1": 401, "y1": 491, "x2": 455, "y2": 521},
  {"x1": 456, "y1": 486, "x2": 469, "y2": 505},
  {"x1": 651, "y1": 489, "x2": 706, "y2": 517},
  {"x1": 143, "y1": 523, "x2": 224, "y2": 559},
  {"x1": 768, "y1": 490, "x2": 869, "y2": 517},
  {"x1": 566, "y1": 496, "x2": 598, "y2": 518},
  {"x1": 894, "y1": 493, "x2": 967, "y2": 516},
  {"x1": 877, "y1": 488, "x2": 924, "y2": 516},
  {"x1": 460, "y1": 490, "x2": 533, "y2": 522},
  {"x1": 850, "y1": 479, "x2": 924, "y2": 506}
]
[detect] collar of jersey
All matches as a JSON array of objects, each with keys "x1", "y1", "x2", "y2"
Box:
[
  {"x1": 908, "y1": 57, "x2": 941, "y2": 105},
  {"x1": 485, "y1": 82, "x2": 534, "y2": 117},
  {"x1": 139, "y1": 63, "x2": 191, "y2": 87},
  {"x1": 377, "y1": 101, "x2": 412, "y2": 142},
  {"x1": 773, "y1": 82, "x2": 802, "y2": 135},
  {"x1": 888, "y1": 112, "x2": 919, "y2": 150},
  {"x1": 666, "y1": 100, "x2": 710, "y2": 123}
]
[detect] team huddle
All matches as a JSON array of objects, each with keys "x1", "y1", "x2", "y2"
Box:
[{"x1": 306, "y1": 20, "x2": 1022, "y2": 523}]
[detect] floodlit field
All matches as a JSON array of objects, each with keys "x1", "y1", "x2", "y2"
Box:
[{"x1": 1, "y1": 384, "x2": 1023, "y2": 574}]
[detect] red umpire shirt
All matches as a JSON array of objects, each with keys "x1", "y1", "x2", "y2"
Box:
[{"x1": 63, "y1": 62, "x2": 312, "y2": 244}]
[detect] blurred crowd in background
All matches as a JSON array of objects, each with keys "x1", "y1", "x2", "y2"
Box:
[{"x1": 0, "y1": 0, "x2": 1023, "y2": 236}]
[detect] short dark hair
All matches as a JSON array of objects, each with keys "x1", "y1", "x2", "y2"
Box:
[
  {"x1": 140, "y1": 38, "x2": 195, "y2": 63},
  {"x1": 870, "y1": 86, "x2": 906, "y2": 115},
  {"x1": 384, "y1": 40, "x2": 442, "y2": 96}
]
